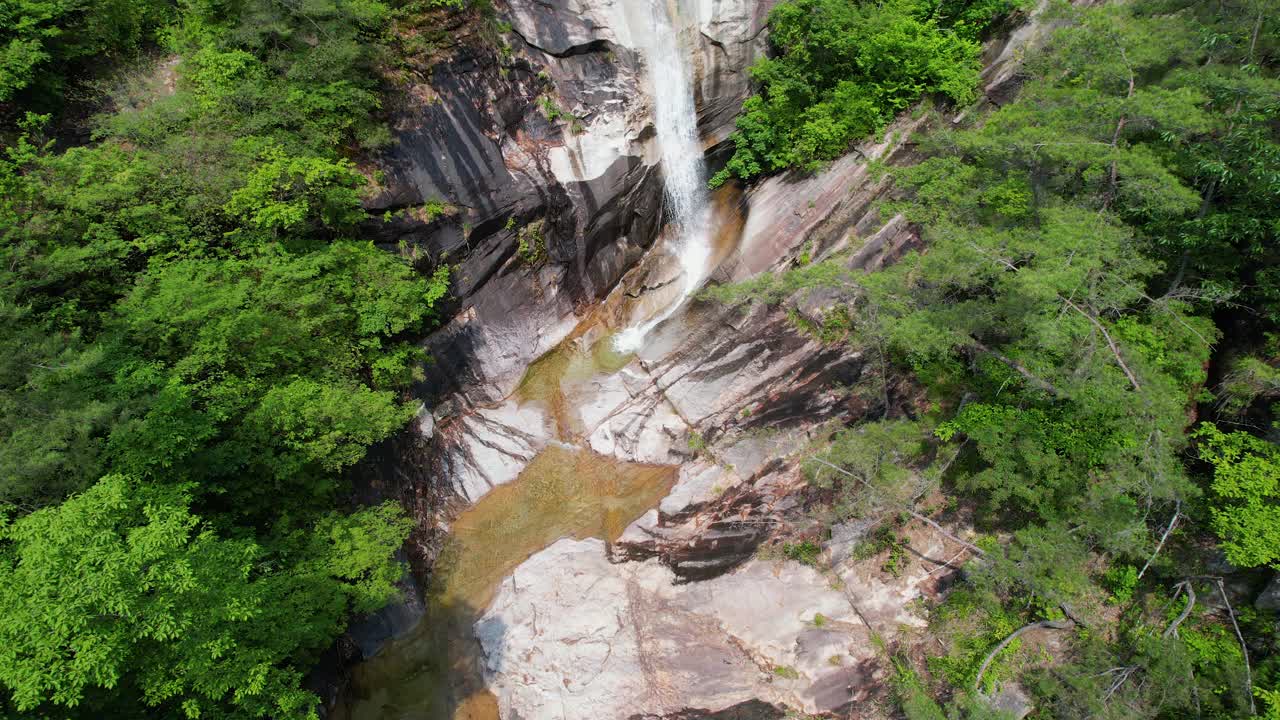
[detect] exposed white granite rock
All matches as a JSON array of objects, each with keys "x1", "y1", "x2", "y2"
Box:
[
  {"x1": 438, "y1": 400, "x2": 554, "y2": 501},
  {"x1": 477, "y1": 538, "x2": 871, "y2": 719},
  {"x1": 658, "y1": 460, "x2": 740, "y2": 515}
]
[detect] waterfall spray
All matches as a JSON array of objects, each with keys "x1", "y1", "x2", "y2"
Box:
[{"x1": 613, "y1": 0, "x2": 713, "y2": 353}]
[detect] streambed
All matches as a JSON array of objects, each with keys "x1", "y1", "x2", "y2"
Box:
[
  {"x1": 338, "y1": 445, "x2": 675, "y2": 720},
  {"x1": 337, "y1": 0, "x2": 853, "y2": 716}
]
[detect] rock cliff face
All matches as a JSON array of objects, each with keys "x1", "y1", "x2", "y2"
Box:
[
  {"x1": 339, "y1": 0, "x2": 775, "y2": 685},
  {"x1": 478, "y1": 538, "x2": 861, "y2": 718},
  {"x1": 464, "y1": 114, "x2": 932, "y2": 719},
  {"x1": 362, "y1": 0, "x2": 773, "y2": 411},
  {"x1": 338, "y1": 0, "x2": 1063, "y2": 717},
  {"x1": 352, "y1": 0, "x2": 787, "y2": 527}
]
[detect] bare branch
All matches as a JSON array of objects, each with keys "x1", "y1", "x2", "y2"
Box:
[
  {"x1": 1103, "y1": 666, "x2": 1139, "y2": 702},
  {"x1": 1248, "y1": 8, "x2": 1263, "y2": 62},
  {"x1": 807, "y1": 456, "x2": 988, "y2": 558},
  {"x1": 1215, "y1": 578, "x2": 1255, "y2": 714},
  {"x1": 1058, "y1": 602, "x2": 1090, "y2": 628},
  {"x1": 1060, "y1": 296, "x2": 1141, "y2": 391},
  {"x1": 1163, "y1": 580, "x2": 1196, "y2": 638},
  {"x1": 969, "y1": 337, "x2": 1060, "y2": 396},
  {"x1": 974, "y1": 619, "x2": 1075, "y2": 690},
  {"x1": 1138, "y1": 501, "x2": 1181, "y2": 580},
  {"x1": 1103, "y1": 46, "x2": 1136, "y2": 209}
]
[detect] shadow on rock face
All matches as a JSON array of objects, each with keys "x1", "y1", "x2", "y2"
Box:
[
  {"x1": 628, "y1": 699, "x2": 788, "y2": 720},
  {"x1": 332, "y1": 446, "x2": 676, "y2": 720},
  {"x1": 325, "y1": 589, "x2": 504, "y2": 720}
]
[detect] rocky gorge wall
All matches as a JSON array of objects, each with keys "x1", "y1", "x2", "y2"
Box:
[
  {"x1": 331, "y1": 0, "x2": 1064, "y2": 717},
  {"x1": 350, "y1": 0, "x2": 786, "y2": 594},
  {"x1": 362, "y1": 0, "x2": 776, "y2": 411}
]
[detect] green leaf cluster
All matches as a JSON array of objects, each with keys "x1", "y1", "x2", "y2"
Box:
[
  {"x1": 710, "y1": 0, "x2": 1025, "y2": 186},
  {"x1": 0, "y1": 0, "x2": 459, "y2": 713},
  {"x1": 710, "y1": 0, "x2": 1280, "y2": 715},
  {"x1": 0, "y1": 476, "x2": 411, "y2": 719},
  {"x1": 1196, "y1": 423, "x2": 1280, "y2": 569},
  {"x1": 0, "y1": 0, "x2": 171, "y2": 105}
]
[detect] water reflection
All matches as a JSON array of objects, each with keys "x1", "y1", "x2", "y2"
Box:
[{"x1": 336, "y1": 445, "x2": 675, "y2": 720}]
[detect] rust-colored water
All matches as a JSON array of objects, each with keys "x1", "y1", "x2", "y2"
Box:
[
  {"x1": 336, "y1": 446, "x2": 675, "y2": 720},
  {"x1": 337, "y1": 151, "x2": 745, "y2": 720},
  {"x1": 585, "y1": 182, "x2": 746, "y2": 338},
  {"x1": 514, "y1": 333, "x2": 635, "y2": 439}
]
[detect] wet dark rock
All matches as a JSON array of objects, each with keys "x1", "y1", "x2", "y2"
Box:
[
  {"x1": 346, "y1": 564, "x2": 427, "y2": 659},
  {"x1": 505, "y1": 0, "x2": 618, "y2": 57},
  {"x1": 1205, "y1": 548, "x2": 1243, "y2": 576},
  {"x1": 1256, "y1": 574, "x2": 1280, "y2": 611},
  {"x1": 628, "y1": 700, "x2": 787, "y2": 720},
  {"x1": 616, "y1": 518, "x2": 771, "y2": 582},
  {"x1": 364, "y1": 51, "x2": 546, "y2": 227}
]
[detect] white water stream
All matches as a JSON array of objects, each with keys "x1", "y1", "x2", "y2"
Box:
[{"x1": 613, "y1": 0, "x2": 713, "y2": 353}]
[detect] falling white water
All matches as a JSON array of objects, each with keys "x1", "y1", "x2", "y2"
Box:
[{"x1": 613, "y1": 0, "x2": 713, "y2": 354}]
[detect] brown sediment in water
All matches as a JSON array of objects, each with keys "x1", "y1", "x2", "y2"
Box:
[
  {"x1": 513, "y1": 332, "x2": 634, "y2": 440},
  {"x1": 337, "y1": 446, "x2": 676, "y2": 720},
  {"x1": 509, "y1": 182, "x2": 747, "y2": 443},
  {"x1": 338, "y1": 173, "x2": 745, "y2": 720}
]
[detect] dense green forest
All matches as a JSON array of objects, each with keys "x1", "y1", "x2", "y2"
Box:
[
  {"x1": 710, "y1": 0, "x2": 1026, "y2": 186},
  {"x1": 0, "y1": 0, "x2": 460, "y2": 717},
  {"x1": 2, "y1": 0, "x2": 1278, "y2": 716},
  {"x1": 713, "y1": 0, "x2": 1280, "y2": 716}
]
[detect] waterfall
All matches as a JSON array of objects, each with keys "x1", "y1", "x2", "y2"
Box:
[{"x1": 613, "y1": 0, "x2": 712, "y2": 353}]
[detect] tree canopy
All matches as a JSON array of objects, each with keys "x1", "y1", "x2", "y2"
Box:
[
  {"x1": 712, "y1": 0, "x2": 1280, "y2": 716},
  {"x1": 0, "y1": 0, "x2": 464, "y2": 715},
  {"x1": 710, "y1": 0, "x2": 1027, "y2": 187}
]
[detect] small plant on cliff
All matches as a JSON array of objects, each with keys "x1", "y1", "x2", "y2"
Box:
[
  {"x1": 517, "y1": 220, "x2": 547, "y2": 265},
  {"x1": 422, "y1": 199, "x2": 451, "y2": 222},
  {"x1": 687, "y1": 430, "x2": 707, "y2": 453},
  {"x1": 880, "y1": 535, "x2": 910, "y2": 577},
  {"x1": 538, "y1": 95, "x2": 565, "y2": 122},
  {"x1": 783, "y1": 540, "x2": 821, "y2": 566},
  {"x1": 890, "y1": 656, "x2": 947, "y2": 720},
  {"x1": 773, "y1": 665, "x2": 801, "y2": 680}
]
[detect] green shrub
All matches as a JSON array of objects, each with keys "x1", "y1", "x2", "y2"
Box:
[
  {"x1": 710, "y1": 0, "x2": 1022, "y2": 186},
  {"x1": 773, "y1": 665, "x2": 801, "y2": 679},
  {"x1": 539, "y1": 95, "x2": 564, "y2": 121},
  {"x1": 891, "y1": 657, "x2": 947, "y2": 720},
  {"x1": 687, "y1": 430, "x2": 707, "y2": 452},
  {"x1": 517, "y1": 219, "x2": 548, "y2": 264},
  {"x1": 928, "y1": 589, "x2": 1024, "y2": 691},
  {"x1": 1102, "y1": 564, "x2": 1138, "y2": 605},
  {"x1": 783, "y1": 540, "x2": 822, "y2": 566},
  {"x1": 423, "y1": 199, "x2": 452, "y2": 221}
]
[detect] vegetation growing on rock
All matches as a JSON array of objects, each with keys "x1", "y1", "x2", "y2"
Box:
[
  {"x1": 0, "y1": 0, "x2": 471, "y2": 716},
  {"x1": 1, "y1": 0, "x2": 1278, "y2": 716},
  {"x1": 712, "y1": 0, "x2": 1280, "y2": 716},
  {"x1": 709, "y1": 0, "x2": 1028, "y2": 187}
]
